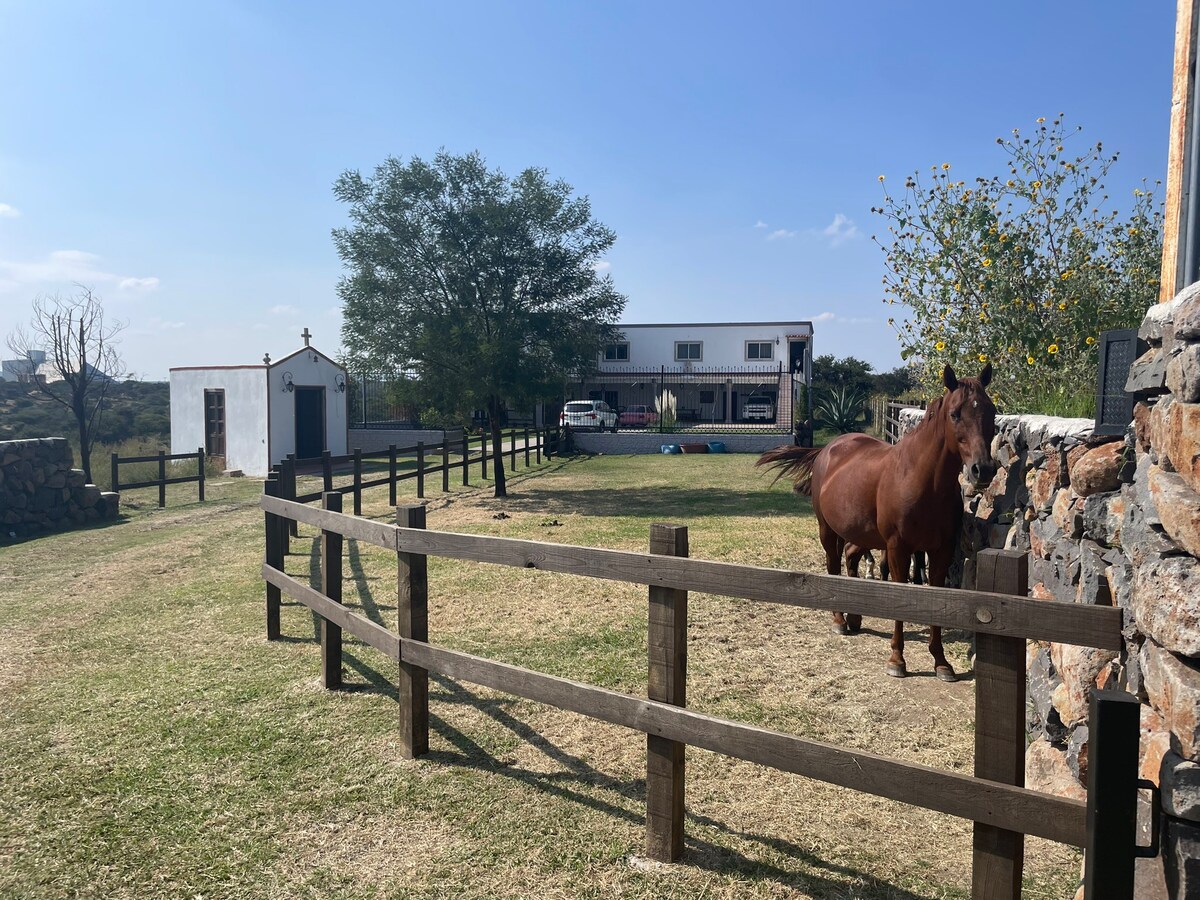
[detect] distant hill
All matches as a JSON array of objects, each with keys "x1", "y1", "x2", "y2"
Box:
[{"x1": 0, "y1": 379, "x2": 170, "y2": 445}]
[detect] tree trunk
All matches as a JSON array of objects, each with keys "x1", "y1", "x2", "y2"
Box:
[
  {"x1": 74, "y1": 394, "x2": 92, "y2": 483},
  {"x1": 488, "y1": 397, "x2": 507, "y2": 498}
]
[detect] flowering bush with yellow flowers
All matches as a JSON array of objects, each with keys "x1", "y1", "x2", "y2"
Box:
[{"x1": 872, "y1": 115, "x2": 1163, "y2": 417}]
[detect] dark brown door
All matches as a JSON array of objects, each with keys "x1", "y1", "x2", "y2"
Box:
[
  {"x1": 204, "y1": 389, "x2": 226, "y2": 458},
  {"x1": 294, "y1": 387, "x2": 326, "y2": 459}
]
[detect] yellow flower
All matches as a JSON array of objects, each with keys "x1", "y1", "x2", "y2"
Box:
[
  {"x1": 1060, "y1": 270, "x2": 1072, "y2": 280},
  {"x1": 982, "y1": 258, "x2": 993, "y2": 267},
  {"x1": 1032, "y1": 180, "x2": 1043, "y2": 190},
  {"x1": 935, "y1": 341, "x2": 946, "y2": 352},
  {"x1": 1086, "y1": 336, "x2": 1096, "y2": 345},
  {"x1": 1006, "y1": 180, "x2": 1015, "y2": 187},
  {"x1": 1130, "y1": 227, "x2": 1139, "y2": 236},
  {"x1": 978, "y1": 353, "x2": 988, "y2": 363},
  {"x1": 1058, "y1": 302, "x2": 1067, "y2": 310},
  {"x1": 878, "y1": 175, "x2": 885, "y2": 182},
  {"x1": 999, "y1": 233, "x2": 1009, "y2": 242},
  {"x1": 1007, "y1": 345, "x2": 1015, "y2": 352},
  {"x1": 1027, "y1": 356, "x2": 1035, "y2": 365},
  {"x1": 1048, "y1": 344, "x2": 1059, "y2": 355},
  {"x1": 1037, "y1": 117, "x2": 1046, "y2": 123},
  {"x1": 941, "y1": 163, "x2": 951, "y2": 170}
]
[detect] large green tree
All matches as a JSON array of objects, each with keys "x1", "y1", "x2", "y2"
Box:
[{"x1": 333, "y1": 150, "x2": 625, "y2": 497}]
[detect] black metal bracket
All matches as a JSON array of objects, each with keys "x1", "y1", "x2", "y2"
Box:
[{"x1": 1135, "y1": 778, "x2": 1161, "y2": 858}]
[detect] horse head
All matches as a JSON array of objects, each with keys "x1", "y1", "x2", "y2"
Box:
[{"x1": 941, "y1": 363, "x2": 997, "y2": 490}]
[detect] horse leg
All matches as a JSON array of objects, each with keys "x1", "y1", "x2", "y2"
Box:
[
  {"x1": 885, "y1": 546, "x2": 911, "y2": 678},
  {"x1": 912, "y1": 550, "x2": 927, "y2": 585},
  {"x1": 925, "y1": 550, "x2": 957, "y2": 682},
  {"x1": 841, "y1": 545, "x2": 864, "y2": 634},
  {"x1": 820, "y1": 522, "x2": 849, "y2": 635}
]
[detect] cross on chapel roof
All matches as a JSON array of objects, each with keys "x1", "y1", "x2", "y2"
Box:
[{"x1": 301, "y1": 327, "x2": 312, "y2": 347}]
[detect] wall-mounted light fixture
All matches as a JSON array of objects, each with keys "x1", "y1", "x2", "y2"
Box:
[
  {"x1": 334, "y1": 373, "x2": 346, "y2": 393},
  {"x1": 281, "y1": 371, "x2": 294, "y2": 393}
]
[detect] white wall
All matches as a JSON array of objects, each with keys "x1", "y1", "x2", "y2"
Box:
[
  {"x1": 170, "y1": 367, "x2": 268, "y2": 475},
  {"x1": 600, "y1": 322, "x2": 812, "y2": 378},
  {"x1": 266, "y1": 349, "x2": 348, "y2": 465}
]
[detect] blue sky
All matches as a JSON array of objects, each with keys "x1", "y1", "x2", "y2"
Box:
[{"x1": 0, "y1": 1, "x2": 1177, "y2": 379}]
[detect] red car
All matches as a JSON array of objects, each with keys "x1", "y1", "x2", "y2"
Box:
[{"x1": 618, "y1": 404, "x2": 659, "y2": 427}]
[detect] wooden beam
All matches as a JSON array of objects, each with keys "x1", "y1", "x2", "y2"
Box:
[
  {"x1": 397, "y1": 637, "x2": 1089, "y2": 847},
  {"x1": 321, "y1": 492, "x2": 344, "y2": 689},
  {"x1": 262, "y1": 564, "x2": 400, "y2": 659},
  {"x1": 1162, "y1": 0, "x2": 1198, "y2": 301},
  {"x1": 397, "y1": 504, "x2": 429, "y2": 758}
]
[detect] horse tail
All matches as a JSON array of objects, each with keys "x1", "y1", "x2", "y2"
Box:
[{"x1": 756, "y1": 445, "x2": 822, "y2": 496}]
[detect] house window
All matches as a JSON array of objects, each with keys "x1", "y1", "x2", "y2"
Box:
[
  {"x1": 204, "y1": 389, "x2": 226, "y2": 458},
  {"x1": 746, "y1": 341, "x2": 773, "y2": 361},
  {"x1": 603, "y1": 342, "x2": 629, "y2": 361},
  {"x1": 675, "y1": 341, "x2": 702, "y2": 361}
]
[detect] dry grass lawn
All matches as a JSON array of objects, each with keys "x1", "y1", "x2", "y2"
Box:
[{"x1": 0, "y1": 452, "x2": 1080, "y2": 898}]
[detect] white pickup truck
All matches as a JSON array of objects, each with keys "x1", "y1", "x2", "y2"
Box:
[{"x1": 742, "y1": 395, "x2": 775, "y2": 421}]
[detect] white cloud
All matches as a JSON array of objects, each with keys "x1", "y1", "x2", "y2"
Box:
[
  {"x1": 812, "y1": 310, "x2": 878, "y2": 326},
  {"x1": 766, "y1": 229, "x2": 797, "y2": 241},
  {"x1": 592, "y1": 260, "x2": 611, "y2": 273},
  {"x1": 754, "y1": 220, "x2": 768, "y2": 229},
  {"x1": 0, "y1": 249, "x2": 158, "y2": 295},
  {"x1": 269, "y1": 304, "x2": 299, "y2": 315},
  {"x1": 822, "y1": 213, "x2": 861, "y2": 247},
  {"x1": 813, "y1": 311, "x2": 836, "y2": 322},
  {"x1": 0, "y1": 203, "x2": 19, "y2": 218}
]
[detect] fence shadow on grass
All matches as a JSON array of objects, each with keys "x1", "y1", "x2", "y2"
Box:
[
  {"x1": 424, "y1": 673, "x2": 930, "y2": 899},
  {"x1": 514, "y1": 484, "x2": 814, "y2": 520}
]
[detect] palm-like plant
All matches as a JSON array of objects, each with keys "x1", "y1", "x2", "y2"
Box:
[{"x1": 813, "y1": 385, "x2": 868, "y2": 433}]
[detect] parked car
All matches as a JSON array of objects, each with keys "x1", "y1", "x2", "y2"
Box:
[
  {"x1": 742, "y1": 395, "x2": 775, "y2": 421},
  {"x1": 618, "y1": 404, "x2": 659, "y2": 427},
  {"x1": 560, "y1": 400, "x2": 618, "y2": 432}
]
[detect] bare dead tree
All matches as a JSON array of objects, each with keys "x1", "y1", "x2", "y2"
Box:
[{"x1": 6, "y1": 287, "x2": 127, "y2": 482}]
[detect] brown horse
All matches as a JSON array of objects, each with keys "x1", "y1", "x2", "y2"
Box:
[{"x1": 759, "y1": 364, "x2": 996, "y2": 681}]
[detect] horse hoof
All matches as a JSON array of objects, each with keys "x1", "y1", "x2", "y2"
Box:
[
  {"x1": 935, "y1": 665, "x2": 958, "y2": 683},
  {"x1": 830, "y1": 623, "x2": 849, "y2": 636},
  {"x1": 885, "y1": 662, "x2": 907, "y2": 678},
  {"x1": 846, "y1": 615, "x2": 862, "y2": 634}
]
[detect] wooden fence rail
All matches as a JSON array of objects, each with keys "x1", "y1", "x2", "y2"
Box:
[
  {"x1": 258, "y1": 491, "x2": 1144, "y2": 898},
  {"x1": 111, "y1": 447, "x2": 206, "y2": 508},
  {"x1": 278, "y1": 427, "x2": 553, "y2": 508},
  {"x1": 884, "y1": 400, "x2": 926, "y2": 444}
]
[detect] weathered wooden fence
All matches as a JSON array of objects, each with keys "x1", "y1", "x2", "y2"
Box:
[
  {"x1": 883, "y1": 399, "x2": 926, "y2": 444},
  {"x1": 258, "y1": 488, "x2": 1148, "y2": 899},
  {"x1": 273, "y1": 427, "x2": 554, "y2": 519},
  {"x1": 111, "y1": 447, "x2": 205, "y2": 507}
]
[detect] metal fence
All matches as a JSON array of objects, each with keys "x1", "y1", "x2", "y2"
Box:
[{"x1": 567, "y1": 365, "x2": 807, "y2": 435}]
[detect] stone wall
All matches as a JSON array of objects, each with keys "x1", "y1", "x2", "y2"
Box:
[
  {"x1": 895, "y1": 287, "x2": 1200, "y2": 894},
  {"x1": 0, "y1": 438, "x2": 119, "y2": 539}
]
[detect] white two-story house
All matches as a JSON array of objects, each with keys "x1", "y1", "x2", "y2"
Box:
[{"x1": 569, "y1": 321, "x2": 813, "y2": 429}]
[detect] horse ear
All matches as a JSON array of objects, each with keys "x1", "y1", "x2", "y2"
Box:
[
  {"x1": 979, "y1": 362, "x2": 993, "y2": 387},
  {"x1": 942, "y1": 365, "x2": 958, "y2": 392}
]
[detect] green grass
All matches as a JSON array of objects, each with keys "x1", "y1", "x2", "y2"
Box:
[{"x1": 0, "y1": 453, "x2": 1080, "y2": 899}]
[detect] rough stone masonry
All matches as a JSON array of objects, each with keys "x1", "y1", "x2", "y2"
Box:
[{"x1": 0, "y1": 437, "x2": 119, "y2": 539}]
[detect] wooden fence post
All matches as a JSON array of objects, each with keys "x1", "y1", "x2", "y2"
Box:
[
  {"x1": 536, "y1": 428, "x2": 542, "y2": 464},
  {"x1": 416, "y1": 442, "x2": 425, "y2": 499},
  {"x1": 197, "y1": 448, "x2": 206, "y2": 502},
  {"x1": 461, "y1": 433, "x2": 469, "y2": 485},
  {"x1": 397, "y1": 504, "x2": 429, "y2": 758},
  {"x1": 972, "y1": 549, "x2": 1028, "y2": 899},
  {"x1": 441, "y1": 439, "x2": 449, "y2": 493},
  {"x1": 264, "y1": 474, "x2": 282, "y2": 640},
  {"x1": 524, "y1": 427, "x2": 531, "y2": 467},
  {"x1": 353, "y1": 448, "x2": 363, "y2": 516},
  {"x1": 321, "y1": 492, "x2": 344, "y2": 689},
  {"x1": 481, "y1": 432, "x2": 488, "y2": 480},
  {"x1": 646, "y1": 523, "x2": 689, "y2": 862},
  {"x1": 388, "y1": 444, "x2": 397, "y2": 507},
  {"x1": 111, "y1": 452, "x2": 119, "y2": 493},
  {"x1": 509, "y1": 428, "x2": 517, "y2": 471},
  {"x1": 1083, "y1": 691, "x2": 1142, "y2": 899},
  {"x1": 321, "y1": 450, "x2": 333, "y2": 494},
  {"x1": 158, "y1": 450, "x2": 167, "y2": 508},
  {"x1": 285, "y1": 454, "x2": 298, "y2": 536}
]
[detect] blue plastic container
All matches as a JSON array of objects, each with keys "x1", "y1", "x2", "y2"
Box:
[
  {"x1": 661, "y1": 444, "x2": 682, "y2": 454},
  {"x1": 707, "y1": 441, "x2": 727, "y2": 453}
]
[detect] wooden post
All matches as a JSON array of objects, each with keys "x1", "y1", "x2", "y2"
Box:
[
  {"x1": 535, "y1": 428, "x2": 542, "y2": 464},
  {"x1": 397, "y1": 504, "x2": 429, "y2": 758},
  {"x1": 157, "y1": 450, "x2": 167, "y2": 508},
  {"x1": 1161, "y1": 0, "x2": 1198, "y2": 301},
  {"x1": 481, "y1": 432, "x2": 488, "y2": 480},
  {"x1": 461, "y1": 434, "x2": 469, "y2": 485},
  {"x1": 285, "y1": 454, "x2": 298, "y2": 536},
  {"x1": 972, "y1": 549, "x2": 1027, "y2": 899},
  {"x1": 352, "y1": 448, "x2": 363, "y2": 516},
  {"x1": 416, "y1": 442, "x2": 425, "y2": 499},
  {"x1": 441, "y1": 439, "x2": 449, "y2": 493},
  {"x1": 321, "y1": 449, "x2": 333, "y2": 494},
  {"x1": 321, "y1": 492, "x2": 344, "y2": 689},
  {"x1": 388, "y1": 444, "x2": 397, "y2": 507},
  {"x1": 646, "y1": 523, "x2": 689, "y2": 862},
  {"x1": 111, "y1": 452, "x2": 119, "y2": 493},
  {"x1": 1083, "y1": 691, "x2": 1142, "y2": 899},
  {"x1": 197, "y1": 448, "x2": 205, "y2": 502},
  {"x1": 509, "y1": 428, "x2": 516, "y2": 471},
  {"x1": 524, "y1": 427, "x2": 531, "y2": 467},
  {"x1": 264, "y1": 475, "x2": 282, "y2": 640}
]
